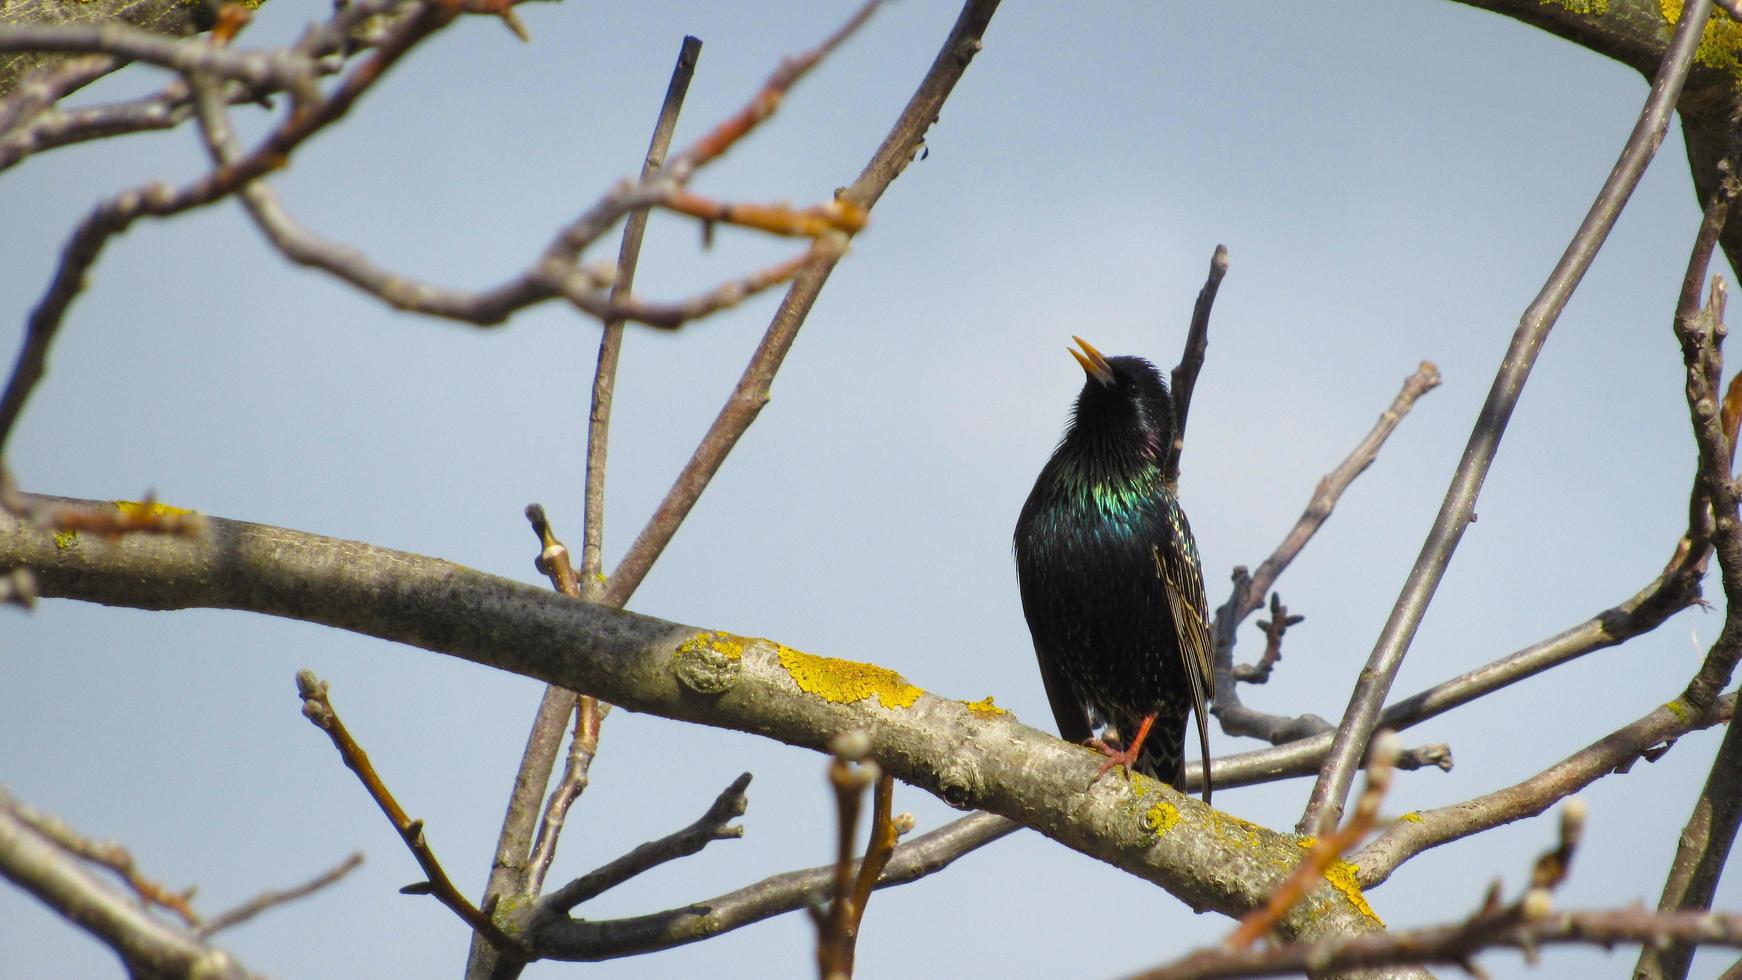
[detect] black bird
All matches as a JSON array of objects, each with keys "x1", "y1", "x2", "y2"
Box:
[{"x1": 1014, "y1": 336, "x2": 1214, "y2": 802}]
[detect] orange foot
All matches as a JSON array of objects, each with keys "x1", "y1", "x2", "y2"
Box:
[{"x1": 1087, "y1": 712, "x2": 1157, "y2": 787}]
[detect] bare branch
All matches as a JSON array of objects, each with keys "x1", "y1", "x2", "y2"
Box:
[
  {"x1": 1635, "y1": 159, "x2": 1742, "y2": 980},
  {"x1": 1128, "y1": 800, "x2": 1742, "y2": 980},
  {"x1": 1299, "y1": 0, "x2": 1716, "y2": 836},
  {"x1": 1350, "y1": 693, "x2": 1735, "y2": 887},
  {"x1": 517, "y1": 811, "x2": 1013, "y2": 962},
  {"x1": 197, "y1": 853, "x2": 364, "y2": 939},
  {"x1": 1211, "y1": 362, "x2": 1440, "y2": 746},
  {"x1": 543, "y1": 773, "x2": 751, "y2": 914},
  {"x1": 4, "y1": 499, "x2": 1387, "y2": 945},
  {"x1": 583, "y1": 33, "x2": 702, "y2": 588},
  {"x1": 602, "y1": 0, "x2": 1004, "y2": 607},
  {"x1": 1, "y1": 787, "x2": 199, "y2": 926},
  {"x1": 1165, "y1": 243, "x2": 1228, "y2": 489},
  {"x1": 0, "y1": 21, "x2": 319, "y2": 91},
  {"x1": 1638, "y1": 712, "x2": 1742, "y2": 980},
  {"x1": 0, "y1": 0, "x2": 452, "y2": 462},
  {"x1": 0, "y1": 52, "x2": 119, "y2": 133},
  {"x1": 0, "y1": 791, "x2": 263, "y2": 979},
  {"x1": 293, "y1": 670, "x2": 523, "y2": 954}
]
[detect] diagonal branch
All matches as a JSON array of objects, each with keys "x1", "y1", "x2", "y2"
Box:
[
  {"x1": 600, "y1": 0, "x2": 1002, "y2": 607},
  {"x1": 543, "y1": 773, "x2": 750, "y2": 914},
  {"x1": 0, "y1": 788, "x2": 263, "y2": 979},
  {"x1": 1211, "y1": 361, "x2": 1440, "y2": 746},
  {"x1": 1298, "y1": 0, "x2": 1717, "y2": 836},
  {"x1": 1349, "y1": 692, "x2": 1735, "y2": 887}
]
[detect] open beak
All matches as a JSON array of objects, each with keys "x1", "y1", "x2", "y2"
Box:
[{"x1": 1069, "y1": 335, "x2": 1115, "y2": 386}]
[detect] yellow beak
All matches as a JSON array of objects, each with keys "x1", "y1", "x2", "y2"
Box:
[{"x1": 1069, "y1": 335, "x2": 1115, "y2": 386}]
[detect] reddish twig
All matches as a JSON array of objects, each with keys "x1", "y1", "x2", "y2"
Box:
[
  {"x1": 2, "y1": 790, "x2": 201, "y2": 926},
  {"x1": 1225, "y1": 733, "x2": 1397, "y2": 949},
  {"x1": 294, "y1": 670, "x2": 521, "y2": 953},
  {"x1": 600, "y1": 0, "x2": 1001, "y2": 606}
]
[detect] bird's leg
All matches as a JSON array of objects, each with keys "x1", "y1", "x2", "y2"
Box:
[{"x1": 1088, "y1": 712, "x2": 1156, "y2": 786}]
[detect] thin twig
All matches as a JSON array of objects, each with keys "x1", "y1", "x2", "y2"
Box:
[
  {"x1": 1675, "y1": 212, "x2": 1742, "y2": 711},
  {"x1": 1165, "y1": 243, "x2": 1228, "y2": 489},
  {"x1": 582, "y1": 34, "x2": 701, "y2": 589},
  {"x1": 1299, "y1": 0, "x2": 1717, "y2": 836},
  {"x1": 293, "y1": 670, "x2": 521, "y2": 953},
  {"x1": 1234, "y1": 591, "x2": 1304, "y2": 684},
  {"x1": 0, "y1": 52, "x2": 120, "y2": 133},
  {"x1": 814, "y1": 731, "x2": 879, "y2": 980},
  {"x1": 1638, "y1": 174, "x2": 1742, "y2": 979},
  {"x1": 543, "y1": 773, "x2": 750, "y2": 913},
  {"x1": 196, "y1": 852, "x2": 364, "y2": 938},
  {"x1": 0, "y1": 793, "x2": 263, "y2": 980},
  {"x1": 506, "y1": 811, "x2": 1014, "y2": 962},
  {"x1": 601, "y1": 0, "x2": 1003, "y2": 606},
  {"x1": 1350, "y1": 693, "x2": 1735, "y2": 888},
  {"x1": 1210, "y1": 362, "x2": 1440, "y2": 746},
  {"x1": 518, "y1": 505, "x2": 601, "y2": 896},
  {"x1": 0, "y1": 0, "x2": 452, "y2": 462},
  {"x1": 0, "y1": 787, "x2": 200, "y2": 926}
]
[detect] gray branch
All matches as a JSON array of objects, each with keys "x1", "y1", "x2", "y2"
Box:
[{"x1": 0, "y1": 496, "x2": 1394, "y2": 954}]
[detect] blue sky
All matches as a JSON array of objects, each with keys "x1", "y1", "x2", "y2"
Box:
[{"x1": 3, "y1": 2, "x2": 1737, "y2": 977}]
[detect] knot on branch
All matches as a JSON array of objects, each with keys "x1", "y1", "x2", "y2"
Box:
[{"x1": 673, "y1": 630, "x2": 746, "y2": 695}]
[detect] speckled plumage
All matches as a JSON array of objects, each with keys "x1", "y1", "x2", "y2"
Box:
[{"x1": 1013, "y1": 341, "x2": 1214, "y2": 801}]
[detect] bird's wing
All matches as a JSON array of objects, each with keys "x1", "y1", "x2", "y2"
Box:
[
  {"x1": 1034, "y1": 641, "x2": 1095, "y2": 746},
  {"x1": 1154, "y1": 530, "x2": 1215, "y2": 805}
]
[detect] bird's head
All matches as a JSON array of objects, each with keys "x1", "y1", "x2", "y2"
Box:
[{"x1": 1066, "y1": 336, "x2": 1174, "y2": 460}]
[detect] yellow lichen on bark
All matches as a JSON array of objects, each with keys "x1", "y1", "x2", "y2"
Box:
[
  {"x1": 674, "y1": 630, "x2": 746, "y2": 660},
  {"x1": 962, "y1": 696, "x2": 1006, "y2": 717},
  {"x1": 1661, "y1": 0, "x2": 1742, "y2": 74},
  {"x1": 1144, "y1": 800, "x2": 1181, "y2": 836},
  {"x1": 775, "y1": 644, "x2": 923, "y2": 708},
  {"x1": 113, "y1": 500, "x2": 194, "y2": 518},
  {"x1": 1323, "y1": 859, "x2": 1383, "y2": 925}
]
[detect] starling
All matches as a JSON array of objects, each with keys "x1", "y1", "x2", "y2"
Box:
[{"x1": 1013, "y1": 336, "x2": 1215, "y2": 802}]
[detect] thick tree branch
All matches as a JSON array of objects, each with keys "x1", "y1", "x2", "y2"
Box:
[
  {"x1": 1, "y1": 499, "x2": 1395, "y2": 955},
  {"x1": 1300, "y1": 0, "x2": 1716, "y2": 836}
]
